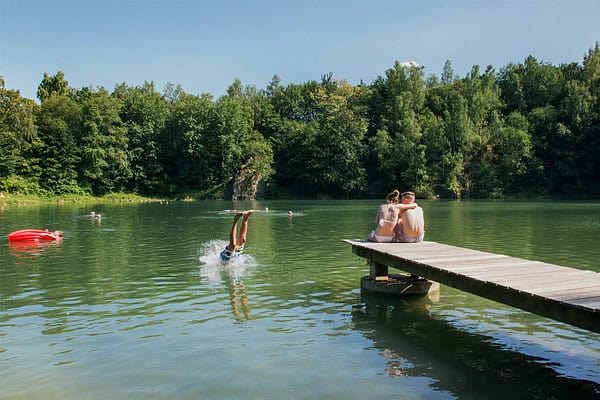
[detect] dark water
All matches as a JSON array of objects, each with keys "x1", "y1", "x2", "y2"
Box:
[{"x1": 1, "y1": 200, "x2": 599, "y2": 399}]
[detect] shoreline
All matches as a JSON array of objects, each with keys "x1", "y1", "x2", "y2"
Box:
[{"x1": 1, "y1": 193, "x2": 599, "y2": 206}]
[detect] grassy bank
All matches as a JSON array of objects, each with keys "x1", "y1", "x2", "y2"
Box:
[{"x1": 0, "y1": 193, "x2": 166, "y2": 206}]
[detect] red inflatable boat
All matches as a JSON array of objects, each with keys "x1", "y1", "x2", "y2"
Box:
[{"x1": 8, "y1": 229, "x2": 64, "y2": 242}]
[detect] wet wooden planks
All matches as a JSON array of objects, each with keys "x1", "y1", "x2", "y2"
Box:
[{"x1": 343, "y1": 239, "x2": 600, "y2": 333}]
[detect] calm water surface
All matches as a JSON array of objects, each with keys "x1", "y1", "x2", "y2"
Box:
[{"x1": 1, "y1": 200, "x2": 599, "y2": 399}]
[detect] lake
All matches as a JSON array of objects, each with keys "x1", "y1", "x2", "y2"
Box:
[{"x1": 1, "y1": 200, "x2": 599, "y2": 399}]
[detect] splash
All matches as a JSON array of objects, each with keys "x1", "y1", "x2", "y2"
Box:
[{"x1": 198, "y1": 239, "x2": 257, "y2": 282}]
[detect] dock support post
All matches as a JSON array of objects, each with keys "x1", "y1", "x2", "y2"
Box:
[
  {"x1": 364, "y1": 259, "x2": 439, "y2": 297},
  {"x1": 369, "y1": 260, "x2": 388, "y2": 280}
]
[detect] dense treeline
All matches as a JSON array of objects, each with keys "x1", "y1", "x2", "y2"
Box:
[{"x1": 1, "y1": 43, "x2": 599, "y2": 199}]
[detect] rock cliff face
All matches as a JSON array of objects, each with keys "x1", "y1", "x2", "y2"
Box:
[{"x1": 231, "y1": 165, "x2": 261, "y2": 200}]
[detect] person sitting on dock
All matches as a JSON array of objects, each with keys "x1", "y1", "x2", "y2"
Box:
[
  {"x1": 394, "y1": 191, "x2": 425, "y2": 243},
  {"x1": 368, "y1": 190, "x2": 417, "y2": 242},
  {"x1": 220, "y1": 210, "x2": 254, "y2": 263}
]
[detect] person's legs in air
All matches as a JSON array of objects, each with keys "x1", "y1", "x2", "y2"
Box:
[
  {"x1": 235, "y1": 210, "x2": 254, "y2": 249},
  {"x1": 221, "y1": 213, "x2": 243, "y2": 262}
]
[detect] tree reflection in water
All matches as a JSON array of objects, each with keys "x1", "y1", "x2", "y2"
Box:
[{"x1": 352, "y1": 293, "x2": 600, "y2": 399}]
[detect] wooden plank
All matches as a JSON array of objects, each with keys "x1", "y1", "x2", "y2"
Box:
[
  {"x1": 533, "y1": 286, "x2": 600, "y2": 299},
  {"x1": 458, "y1": 269, "x2": 590, "y2": 285},
  {"x1": 343, "y1": 239, "x2": 600, "y2": 333},
  {"x1": 427, "y1": 258, "x2": 530, "y2": 270},
  {"x1": 495, "y1": 274, "x2": 600, "y2": 289},
  {"x1": 542, "y1": 296, "x2": 600, "y2": 308},
  {"x1": 542, "y1": 294, "x2": 600, "y2": 305},
  {"x1": 409, "y1": 253, "x2": 507, "y2": 264},
  {"x1": 570, "y1": 299, "x2": 600, "y2": 308},
  {"x1": 470, "y1": 270, "x2": 567, "y2": 282},
  {"x1": 447, "y1": 262, "x2": 576, "y2": 277},
  {"x1": 359, "y1": 242, "x2": 468, "y2": 257},
  {"x1": 410, "y1": 252, "x2": 509, "y2": 261},
  {"x1": 562, "y1": 295, "x2": 600, "y2": 304},
  {"x1": 395, "y1": 252, "x2": 534, "y2": 269},
  {"x1": 446, "y1": 261, "x2": 557, "y2": 275},
  {"x1": 469, "y1": 269, "x2": 594, "y2": 283}
]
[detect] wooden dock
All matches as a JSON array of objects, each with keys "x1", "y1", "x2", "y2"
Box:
[{"x1": 343, "y1": 240, "x2": 600, "y2": 334}]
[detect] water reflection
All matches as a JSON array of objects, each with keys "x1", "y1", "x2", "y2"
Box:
[
  {"x1": 352, "y1": 293, "x2": 600, "y2": 399},
  {"x1": 8, "y1": 240, "x2": 63, "y2": 259},
  {"x1": 227, "y1": 278, "x2": 251, "y2": 321},
  {"x1": 199, "y1": 239, "x2": 256, "y2": 321}
]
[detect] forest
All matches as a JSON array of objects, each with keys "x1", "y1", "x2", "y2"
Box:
[{"x1": 1, "y1": 43, "x2": 599, "y2": 200}]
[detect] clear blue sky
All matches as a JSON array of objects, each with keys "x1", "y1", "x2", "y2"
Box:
[{"x1": 1, "y1": 0, "x2": 599, "y2": 101}]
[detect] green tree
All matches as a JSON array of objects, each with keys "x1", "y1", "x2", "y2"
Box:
[
  {"x1": 367, "y1": 61, "x2": 429, "y2": 195},
  {"x1": 492, "y1": 112, "x2": 533, "y2": 193},
  {"x1": 37, "y1": 71, "x2": 70, "y2": 103},
  {"x1": 0, "y1": 79, "x2": 40, "y2": 193},
  {"x1": 266, "y1": 80, "x2": 318, "y2": 196},
  {"x1": 160, "y1": 91, "x2": 215, "y2": 193},
  {"x1": 115, "y1": 82, "x2": 169, "y2": 193},
  {"x1": 441, "y1": 60, "x2": 456, "y2": 85},
  {"x1": 307, "y1": 81, "x2": 367, "y2": 197},
  {"x1": 76, "y1": 87, "x2": 131, "y2": 195},
  {"x1": 268, "y1": 118, "x2": 319, "y2": 197},
  {"x1": 35, "y1": 94, "x2": 83, "y2": 194},
  {"x1": 553, "y1": 79, "x2": 595, "y2": 192},
  {"x1": 441, "y1": 91, "x2": 472, "y2": 196},
  {"x1": 581, "y1": 42, "x2": 600, "y2": 192},
  {"x1": 459, "y1": 65, "x2": 504, "y2": 197}
]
